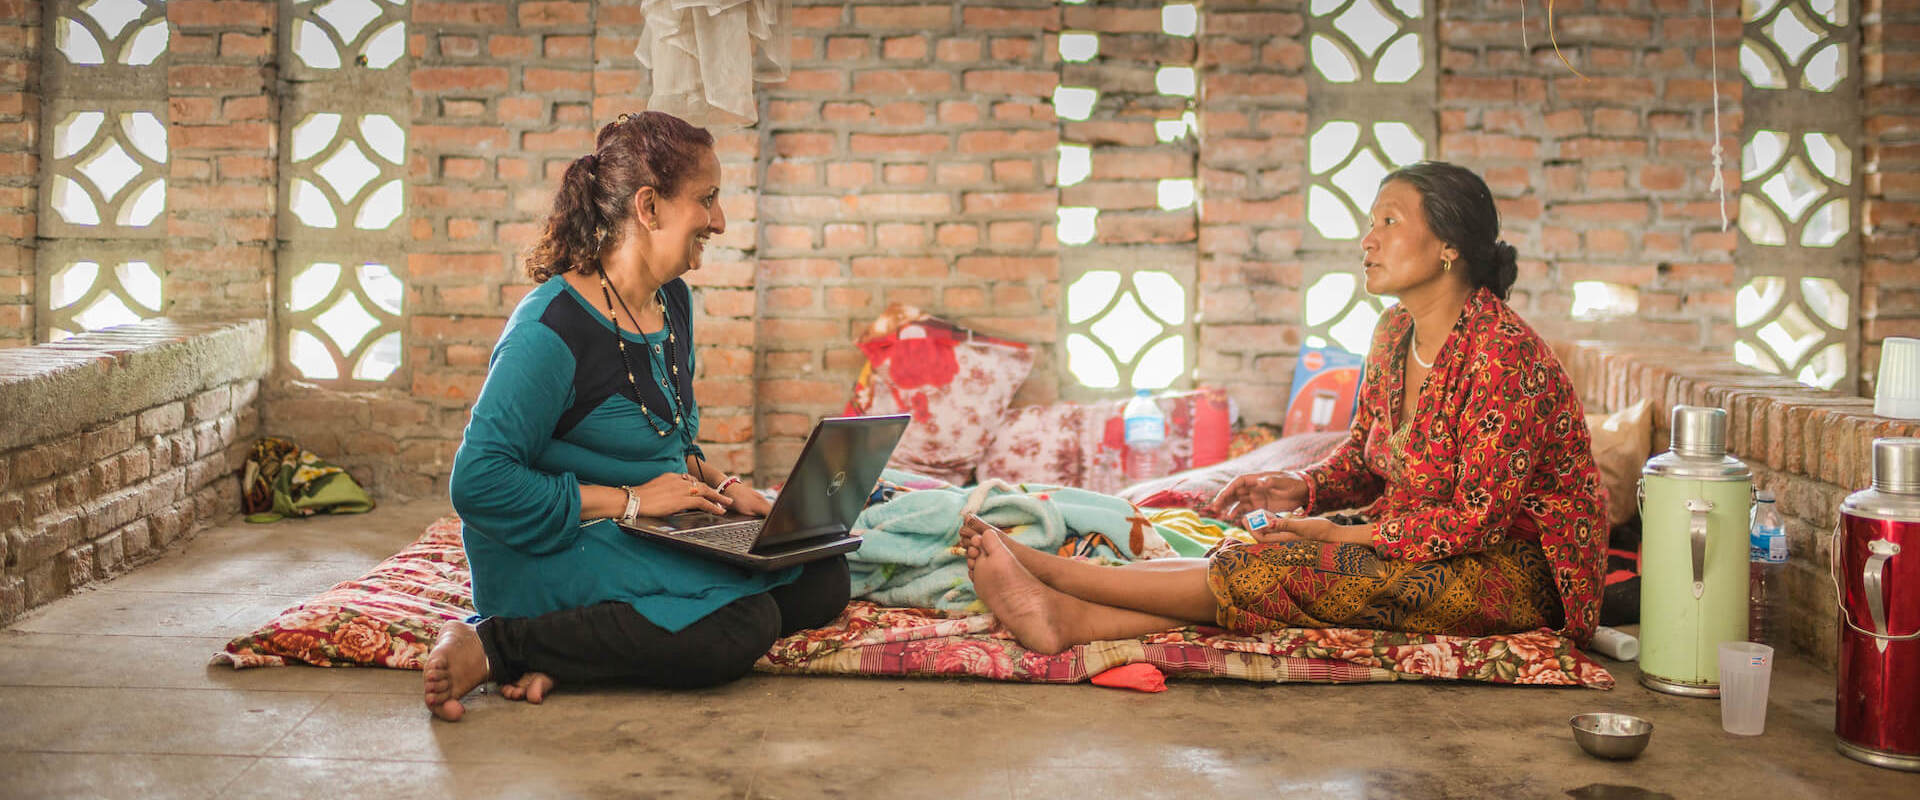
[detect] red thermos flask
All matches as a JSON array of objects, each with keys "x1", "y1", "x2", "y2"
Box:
[{"x1": 1835, "y1": 437, "x2": 1920, "y2": 771}]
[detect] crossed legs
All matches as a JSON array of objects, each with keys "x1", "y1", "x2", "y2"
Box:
[{"x1": 957, "y1": 515, "x2": 1220, "y2": 654}]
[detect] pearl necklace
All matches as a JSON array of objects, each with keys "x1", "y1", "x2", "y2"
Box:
[{"x1": 1410, "y1": 329, "x2": 1434, "y2": 369}]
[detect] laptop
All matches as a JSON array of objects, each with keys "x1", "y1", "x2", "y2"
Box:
[{"x1": 618, "y1": 414, "x2": 910, "y2": 571}]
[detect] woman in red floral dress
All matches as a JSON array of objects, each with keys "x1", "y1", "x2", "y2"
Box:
[{"x1": 961, "y1": 161, "x2": 1607, "y2": 652}]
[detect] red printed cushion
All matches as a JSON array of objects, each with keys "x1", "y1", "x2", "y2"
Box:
[
  {"x1": 845, "y1": 305, "x2": 1033, "y2": 485},
  {"x1": 975, "y1": 402, "x2": 1093, "y2": 487}
]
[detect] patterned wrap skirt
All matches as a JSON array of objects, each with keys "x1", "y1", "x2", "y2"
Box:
[{"x1": 1205, "y1": 538, "x2": 1562, "y2": 636}]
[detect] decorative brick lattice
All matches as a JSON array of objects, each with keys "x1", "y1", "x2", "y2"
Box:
[
  {"x1": 1735, "y1": 0, "x2": 1862, "y2": 391},
  {"x1": 1302, "y1": 0, "x2": 1431, "y2": 352},
  {"x1": 1056, "y1": 0, "x2": 1199, "y2": 396},
  {"x1": 275, "y1": 0, "x2": 410, "y2": 387},
  {"x1": 33, "y1": 0, "x2": 170, "y2": 341}
]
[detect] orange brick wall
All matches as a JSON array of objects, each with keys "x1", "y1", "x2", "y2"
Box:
[
  {"x1": 0, "y1": 0, "x2": 1914, "y2": 500},
  {"x1": 1861, "y1": 0, "x2": 1920, "y2": 380},
  {"x1": 0, "y1": 0, "x2": 34, "y2": 347}
]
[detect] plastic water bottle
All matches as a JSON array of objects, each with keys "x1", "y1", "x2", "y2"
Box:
[
  {"x1": 1122, "y1": 389, "x2": 1167, "y2": 481},
  {"x1": 1748, "y1": 490, "x2": 1788, "y2": 644}
]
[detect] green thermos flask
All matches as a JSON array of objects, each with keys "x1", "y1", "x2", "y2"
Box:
[{"x1": 1637, "y1": 405, "x2": 1754, "y2": 697}]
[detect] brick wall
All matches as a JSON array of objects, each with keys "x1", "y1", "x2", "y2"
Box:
[
  {"x1": 0, "y1": 0, "x2": 34, "y2": 347},
  {"x1": 0, "y1": 319, "x2": 267, "y2": 625},
  {"x1": 1195, "y1": 1, "x2": 1307, "y2": 426},
  {"x1": 1861, "y1": 0, "x2": 1920, "y2": 384},
  {"x1": 753, "y1": 1, "x2": 1063, "y2": 477},
  {"x1": 167, "y1": 0, "x2": 277, "y2": 320},
  {"x1": 0, "y1": 0, "x2": 1913, "y2": 502},
  {"x1": 1439, "y1": 0, "x2": 1743, "y2": 346}
]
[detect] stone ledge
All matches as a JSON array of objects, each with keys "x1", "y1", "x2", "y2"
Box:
[{"x1": 0, "y1": 319, "x2": 270, "y2": 453}]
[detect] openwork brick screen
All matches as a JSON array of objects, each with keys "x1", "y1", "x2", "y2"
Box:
[
  {"x1": 275, "y1": 0, "x2": 411, "y2": 386},
  {"x1": 1301, "y1": 0, "x2": 1433, "y2": 355},
  {"x1": 1053, "y1": 0, "x2": 1201, "y2": 398},
  {"x1": 1733, "y1": 0, "x2": 1861, "y2": 391},
  {"x1": 35, "y1": 0, "x2": 171, "y2": 341}
]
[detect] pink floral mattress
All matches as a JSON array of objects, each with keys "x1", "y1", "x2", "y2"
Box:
[{"x1": 217, "y1": 516, "x2": 1613, "y2": 690}]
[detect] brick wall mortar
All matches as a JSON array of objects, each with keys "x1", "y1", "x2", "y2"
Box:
[{"x1": 0, "y1": 319, "x2": 266, "y2": 625}]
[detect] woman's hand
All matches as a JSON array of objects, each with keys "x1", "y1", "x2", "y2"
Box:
[
  {"x1": 632, "y1": 472, "x2": 733, "y2": 517},
  {"x1": 1205, "y1": 471, "x2": 1309, "y2": 521},
  {"x1": 1249, "y1": 516, "x2": 1374, "y2": 546},
  {"x1": 724, "y1": 481, "x2": 773, "y2": 517}
]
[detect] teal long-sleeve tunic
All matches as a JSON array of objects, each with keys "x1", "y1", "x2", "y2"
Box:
[{"x1": 450, "y1": 277, "x2": 797, "y2": 633}]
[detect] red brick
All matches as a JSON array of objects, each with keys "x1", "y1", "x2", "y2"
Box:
[
  {"x1": 883, "y1": 35, "x2": 928, "y2": 60},
  {"x1": 520, "y1": 1, "x2": 588, "y2": 27},
  {"x1": 416, "y1": 1, "x2": 510, "y2": 25},
  {"x1": 852, "y1": 70, "x2": 952, "y2": 94},
  {"x1": 852, "y1": 257, "x2": 947, "y2": 279},
  {"x1": 849, "y1": 133, "x2": 947, "y2": 154},
  {"x1": 524, "y1": 68, "x2": 590, "y2": 93},
  {"x1": 963, "y1": 70, "x2": 1055, "y2": 96},
  {"x1": 413, "y1": 66, "x2": 511, "y2": 92},
  {"x1": 169, "y1": 0, "x2": 272, "y2": 28},
  {"x1": 852, "y1": 6, "x2": 952, "y2": 29}
]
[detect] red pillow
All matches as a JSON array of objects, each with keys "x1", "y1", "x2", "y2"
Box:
[{"x1": 845, "y1": 305, "x2": 1034, "y2": 486}]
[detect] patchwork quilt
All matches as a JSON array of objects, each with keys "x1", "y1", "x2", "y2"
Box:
[{"x1": 217, "y1": 514, "x2": 1614, "y2": 689}]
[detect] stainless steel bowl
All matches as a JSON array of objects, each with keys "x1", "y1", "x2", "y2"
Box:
[{"x1": 1570, "y1": 713, "x2": 1653, "y2": 760}]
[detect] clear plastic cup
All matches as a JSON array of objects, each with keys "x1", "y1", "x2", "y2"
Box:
[{"x1": 1718, "y1": 641, "x2": 1774, "y2": 735}]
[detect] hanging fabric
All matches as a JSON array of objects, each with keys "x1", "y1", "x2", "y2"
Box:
[{"x1": 635, "y1": 0, "x2": 792, "y2": 127}]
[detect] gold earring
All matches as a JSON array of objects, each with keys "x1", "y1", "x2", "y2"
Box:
[{"x1": 1442, "y1": 258, "x2": 1452, "y2": 272}]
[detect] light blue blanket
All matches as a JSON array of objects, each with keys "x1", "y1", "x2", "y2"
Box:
[{"x1": 848, "y1": 474, "x2": 1149, "y2": 610}]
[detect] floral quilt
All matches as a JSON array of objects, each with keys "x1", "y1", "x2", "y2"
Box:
[{"x1": 216, "y1": 515, "x2": 1612, "y2": 689}]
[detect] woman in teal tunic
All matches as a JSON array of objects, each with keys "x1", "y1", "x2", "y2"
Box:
[{"x1": 425, "y1": 112, "x2": 850, "y2": 721}]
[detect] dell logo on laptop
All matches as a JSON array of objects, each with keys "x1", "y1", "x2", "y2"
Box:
[{"x1": 826, "y1": 471, "x2": 847, "y2": 496}]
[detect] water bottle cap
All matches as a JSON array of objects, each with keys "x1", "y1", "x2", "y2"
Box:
[
  {"x1": 1134, "y1": 389, "x2": 1151, "y2": 397},
  {"x1": 1755, "y1": 490, "x2": 1775, "y2": 503}
]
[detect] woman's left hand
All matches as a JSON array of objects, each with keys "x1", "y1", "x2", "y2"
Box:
[
  {"x1": 1251, "y1": 515, "x2": 1374, "y2": 546},
  {"x1": 725, "y1": 482, "x2": 773, "y2": 517}
]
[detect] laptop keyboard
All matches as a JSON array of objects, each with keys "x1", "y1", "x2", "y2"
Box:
[{"x1": 677, "y1": 519, "x2": 765, "y2": 553}]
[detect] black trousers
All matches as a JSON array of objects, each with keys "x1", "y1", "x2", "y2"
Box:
[{"x1": 474, "y1": 556, "x2": 850, "y2": 689}]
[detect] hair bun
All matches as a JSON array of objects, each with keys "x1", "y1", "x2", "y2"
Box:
[{"x1": 1489, "y1": 239, "x2": 1519, "y2": 298}]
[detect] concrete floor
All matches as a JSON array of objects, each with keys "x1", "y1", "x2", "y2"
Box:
[{"x1": 1, "y1": 501, "x2": 1915, "y2": 799}]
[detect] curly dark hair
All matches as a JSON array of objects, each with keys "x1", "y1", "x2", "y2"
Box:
[
  {"x1": 523, "y1": 111, "x2": 715, "y2": 283},
  {"x1": 1380, "y1": 161, "x2": 1519, "y2": 299}
]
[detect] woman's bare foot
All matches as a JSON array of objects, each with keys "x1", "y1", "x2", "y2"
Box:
[
  {"x1": 968, "y1": 524, "x2": 1076, "y2": 654},
  {"x1": 423, "y1": 621, "x2": 491, "y2": 722},
  {"x1": 499, "y1": 671, "x2": 554, "y2": 704},
  {"x1": 959, "y1": 514, "x2": 1063, "y2": 584}
]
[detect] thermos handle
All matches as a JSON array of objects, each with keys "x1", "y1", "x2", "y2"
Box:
[
  {"x1": 1686, "y1": 498, "x2": 1712, "y2": 599},
  {"x1": 1865, "y1": 540, "x2": 1899, "y2": 654},
  {"x1": 1828, "y1": 516, "x2": 1920, "y2": 646}
]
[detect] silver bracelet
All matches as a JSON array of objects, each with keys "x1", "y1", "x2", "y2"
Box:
[{"x1": 619, "y1": 485, "x2": 641, "y2": 524}]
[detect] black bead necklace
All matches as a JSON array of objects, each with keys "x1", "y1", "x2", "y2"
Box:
[{"x1": 599, "y1": 269, "x2": 685, "y2": 439}]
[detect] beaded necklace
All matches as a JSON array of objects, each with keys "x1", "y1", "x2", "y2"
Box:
[{"x1": 598, "y1": 269, "x2": 685, "y2": 439}]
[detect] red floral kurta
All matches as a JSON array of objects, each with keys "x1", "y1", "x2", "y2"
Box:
[{"x1": 1299, "y1": 287, "x2": 1608, "y2": 644}]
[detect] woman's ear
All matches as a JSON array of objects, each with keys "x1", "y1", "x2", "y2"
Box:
[
  {"x1": 632, "y1": 186, "x2": 660, "y2": 231},
  {"x1": 1440, "y1": 244, "x2": 1460, "y2": 265}
]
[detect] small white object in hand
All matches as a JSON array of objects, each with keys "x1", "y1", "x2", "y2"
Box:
[{"x1": 1243, "y1": 509, "x2": 1274, "y2": 532}]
